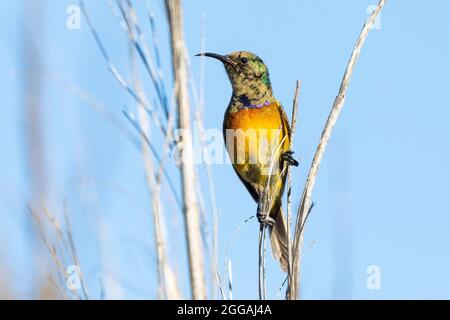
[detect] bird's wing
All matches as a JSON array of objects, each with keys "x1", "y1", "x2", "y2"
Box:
[{"x1": 275, "y1": 99, "x2": 292, "y2": 145}]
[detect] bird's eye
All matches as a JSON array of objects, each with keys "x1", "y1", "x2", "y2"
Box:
[{"x1": 240, "y1": 57, "x2": 248, "y2": 64}]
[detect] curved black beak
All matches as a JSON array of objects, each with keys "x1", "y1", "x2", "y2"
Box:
[{"x1": 195, "y1": 52, "x2": 236, "y2": 66}]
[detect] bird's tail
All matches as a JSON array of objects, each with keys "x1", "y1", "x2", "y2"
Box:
[{"x1": 269, "y1": 206, "x2": 289, "y2": 272}]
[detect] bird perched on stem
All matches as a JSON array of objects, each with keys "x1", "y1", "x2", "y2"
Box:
[{"x1": 197, "y1": 51, "x2": 298, "y2": 272}]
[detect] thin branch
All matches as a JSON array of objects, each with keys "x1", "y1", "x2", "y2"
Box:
[
  {"x1": 258, "y1": 225, "x2": 265, "y2": 300},
  {"x1": 29, "y1": 204, "x2": 87, "y2": 300},
  {"x1": 63, "y1": 206, "x2": 89, "y2": 300},
  {"x1": 165, "y1": 0, "x2": 206, "y2": 300},
  {"x1": 191, "y1": 15, "x2": 220, "y2": 299},
  {"x1": 126, "y1": 10, "x2": 182, "y2": 298},
  {"x1": 227, "y1": 260, "x2": 233, "y2": 300},
  {"x1": 46, "y1": 275, "x2": 70, "y2": 300},
  {"x1": 152, "y1": 81, "x2": 183, "y2": 300},
  {"x1": 129, "y1": 36, "x2": 165, "y2": 299},
  {"x1": 216, "y1": 267, "x2": 226, "y2": 300},
  {"x1": 145, "y1": 0, "x2": 170, "y2": 118},
  {"x1": 116, "y1": 0, "x2": 170, "y2": 118},
  {"x1": 257, "y1": 128, "x2": 286, "y2": 300},
  {"x1": 53, "y1": 72, "x2": 183, "y2": 212},
  {"x1": 286, "y1": 80, "x2": 301, "y2": 299},
  {"x1": 221, "y1": 214, "x2": 255, "y2": 299},
  {"x1": 80, "y1": 0, "x2": 167, "y2": 136},
  {"x1": 122, "y1": 109, "x2": 182, "y2": 210},
  {"x1": 224, "y1": 215, "x2": 254, "y2": 261},
  {"x1": 290, "y1": 0, "x2": 387, "y2": 299}
]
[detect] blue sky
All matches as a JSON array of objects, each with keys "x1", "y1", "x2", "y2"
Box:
[{"x1": 1, "y1": 0, "x2": 450, "y2": 299}]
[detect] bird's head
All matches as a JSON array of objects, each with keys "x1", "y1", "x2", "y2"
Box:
[{"x1": 196, "y1": 51, "x2": 272, "y2": 98}]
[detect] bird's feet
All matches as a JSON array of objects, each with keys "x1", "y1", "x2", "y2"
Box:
[
  {"x1": 256, "y1": 208, "x2": 275, "y2": 226},
  {"x1": 281, "y1": 150, "x2": 299, "y2": 167}
]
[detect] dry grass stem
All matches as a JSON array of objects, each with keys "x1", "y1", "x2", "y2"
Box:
[
  {"x1": 289, "y1": 0, "x2": 387, "y2": 299},
  {"x1": 286, "y1": 80, "x2": 301, "y2": 299},
  {"x1": 165, "y1": 0, "x2": 206, "y2": 300}
]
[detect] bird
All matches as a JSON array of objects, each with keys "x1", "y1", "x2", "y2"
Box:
[{"x1": 197, "y1": 51, "x2": 298, "y2": 271}]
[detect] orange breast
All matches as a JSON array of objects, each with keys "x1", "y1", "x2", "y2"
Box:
[
  {"x1": 224, "y1": 101, "x2": 290, "y2": 157},
  {"x1": 225, "y1": 102, "x2": 286, "y2": 132},
  {"x1": 223, "y1": 101, "x2": 290, "y2": 199}
]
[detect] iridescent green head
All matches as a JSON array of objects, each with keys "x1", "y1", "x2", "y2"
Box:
[{"x1": 197, "y1": 51, "x2": 272, "y2": 99}]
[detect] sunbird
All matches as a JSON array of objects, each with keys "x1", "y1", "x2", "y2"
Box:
[{"x1": 197, "y1": 51, "x2": 298, "y2": 271}]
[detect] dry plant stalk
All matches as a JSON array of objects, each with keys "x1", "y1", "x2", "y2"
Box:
[
  {"x1": 258, "y1": 225, "x2": 267, "y2": 300},
  {"x1": 81, "y1": 0, "x2": 188, "y2": 299},
  {"x1": 30, "y1": 204, "x2": 89, "y2": 300},
  {"x1": 286, "y1": 81, "x2": 301, "y2": 299},
  {"x1": 288, "y1": 0, "x2": 387, "y2": 299},
  {"x1": 165, "y1": 0, "x2": 206, "y2": 300},
  {"x1": 126, "y1": 3, "x2": 181, "y2": 299},
  {"x1": 258, "y1": 130, "x2": 287, "y2": 300},
  {"x1": 193, "y1": 25, "x2": 221, "y2": 299},
  {"x1": 130, "y1": 43, "x2": 167, "y2": 300}
]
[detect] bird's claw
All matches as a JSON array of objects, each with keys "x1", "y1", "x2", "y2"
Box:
[
  {"x1": 281, "y1": 150, "x2": 299, "y2": 167},
  {"x1": 256, "y1": 211, "x2": 275, "y2": 226}
]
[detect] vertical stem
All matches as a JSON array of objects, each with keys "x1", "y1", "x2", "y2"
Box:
[
  {"x1": 227, "y1": 260, "x2": 233, "y2": 300},
  {"x1": 286, "y1": 81, "x2": 301, "y2": 299},
  {"x1": 262, "y1": 226, "x2": 267, "y2": 298},
  {"x1": 258, "y1": 224, "x2": 266, "y2": 300},
  {"x1": 165, "y1": 0, "x2": 206, "y2": 300},
  {"x1": 130, "y1": 39, "x2": 167, "y2": 299},
  {"x1": 291, "y1": 0, "x2": 387, "y2": 299}
]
